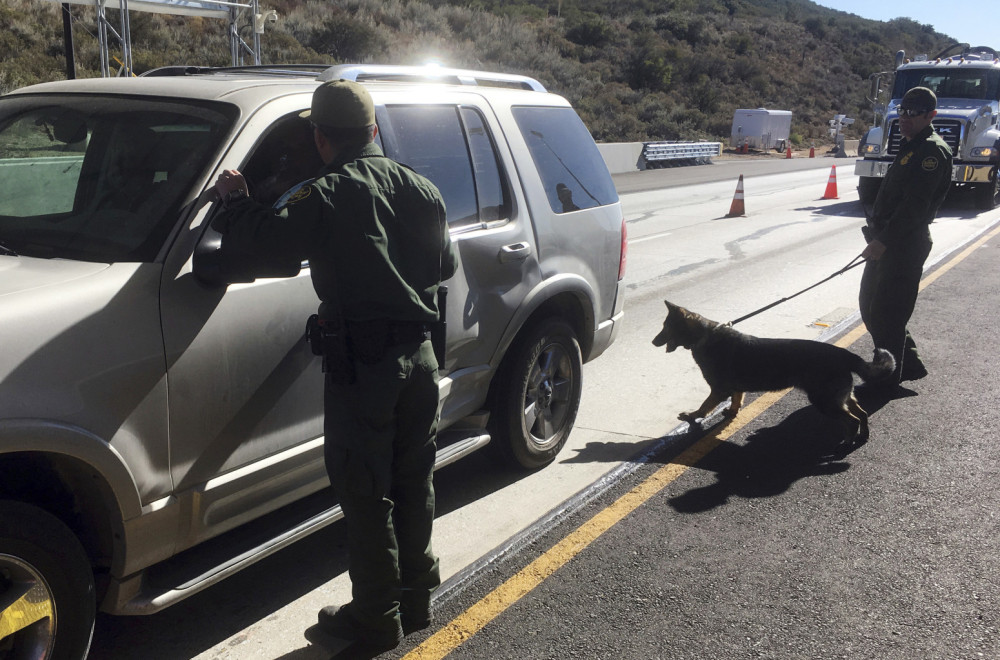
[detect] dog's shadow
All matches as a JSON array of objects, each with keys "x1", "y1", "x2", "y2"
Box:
[{"x1": 668, "y1": 403, "x2": 863, "y2": 514}]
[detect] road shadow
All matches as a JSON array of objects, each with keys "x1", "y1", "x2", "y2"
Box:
[
  {"x1": 432, "y1": 445, "x2": 537, "y2": 517},
  {"x1": 795, "y1": 200, "x2": 864, "y2": 216},
  {"x1": 666, "y1": 403, "x2": 863, "y2": 514}
]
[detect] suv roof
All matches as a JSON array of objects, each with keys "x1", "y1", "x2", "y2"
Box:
[{"x1": 8, "y1": 63, "x2": 558, "y2": 107}]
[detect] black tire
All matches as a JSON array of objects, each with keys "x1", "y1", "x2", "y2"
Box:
[
  {"x1": 857, "y1": 176, "x2": 881, "y2": 206},
  {"x1": 0, "y1": 501, "x2": 95, "y2": 660},
  {"x1": 974, "y1": 171, "x2": 999, "y2": 210},
  {"x1": 489, "y1": 319, "x2": 583, "y2": 470}
]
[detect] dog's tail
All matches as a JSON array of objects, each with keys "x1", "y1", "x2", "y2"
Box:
[{"x1": 852, "y1": 348, "x2": 896, "y2": 382}]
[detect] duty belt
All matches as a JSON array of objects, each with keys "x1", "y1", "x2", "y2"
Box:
[{"x1": 347, "y1": 319, "x2": 430, "y2": 346}]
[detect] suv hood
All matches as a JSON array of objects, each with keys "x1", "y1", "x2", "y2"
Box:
[{"x1": 0, "y1": 257, "x2": 110, "y2": 298}]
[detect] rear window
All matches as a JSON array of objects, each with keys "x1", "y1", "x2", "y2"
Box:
[{"x1": 512, "y1": 106, "x2": 619, "y2": 213}]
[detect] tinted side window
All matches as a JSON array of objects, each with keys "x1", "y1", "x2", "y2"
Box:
[
  {"x1": 379, "y1": 105, "x2": 510, "y2": 229},
  {"x1": 381, "y1": 105, "x2": 478, "y2": 226},
  {"x1": 512, "y1": 106, "x2": 619, "y2": 214},
  {"x1": 461, "y1": 107, "x2": 509, "y2": 223}
]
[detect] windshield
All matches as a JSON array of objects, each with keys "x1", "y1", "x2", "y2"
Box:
[
  {"x1": 0, "y1": 95, "x2": 236, "y2": 262},
  {"x1": 892, "y1": 68, "x2": 1000, "y2": 102}
]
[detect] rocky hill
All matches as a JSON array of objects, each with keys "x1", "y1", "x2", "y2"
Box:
[{"x1": 1, "y1": 0, "x2": 961, "y2": 144}]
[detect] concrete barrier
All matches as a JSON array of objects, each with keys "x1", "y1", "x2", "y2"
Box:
[
  {"x1": 839, "y1": 140, "x2": 860, "y2": 158},
  {"x1": 596, "y1": 142, "x2": 645, "y2": 174}
]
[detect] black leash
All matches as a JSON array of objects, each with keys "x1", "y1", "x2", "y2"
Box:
[{"x1": 728, "y1": 253, "x2": 867, "y2": 326}]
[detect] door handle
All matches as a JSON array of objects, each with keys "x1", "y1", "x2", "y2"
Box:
[{"x1": 498, "y1": 242, "x2": 531, "y2": 263}]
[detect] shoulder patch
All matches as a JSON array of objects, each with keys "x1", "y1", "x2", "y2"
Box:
[
  {"x1": 921, "y1": 156, "x2": 939, "y2": 172},
  {"x1": 286, "y1": 186, "x2": 312, "y2": 205}
]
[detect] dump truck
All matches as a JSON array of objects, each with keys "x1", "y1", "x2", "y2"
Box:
[{"x1": 856, "y1": 44, "x2": 1000, "y2": 210}]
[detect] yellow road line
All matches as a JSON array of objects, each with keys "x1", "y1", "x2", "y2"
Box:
[
  {"x1": 404, "y1": 221, "x2": 1000, "y2": 660},
  {"x1": 405, "y1": 392, "x2": 785, "y2": 660},
  {"x1": 919, "y1": 222, "x2": 1000, "y2": 291}
]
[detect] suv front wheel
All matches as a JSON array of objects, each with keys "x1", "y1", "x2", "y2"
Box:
[
  {"x1": 0, "y1": 500, "x2": 96, "y2": 660},
  {"x1": 489, "y1": 319, "x2": 583, "y2": 470}
]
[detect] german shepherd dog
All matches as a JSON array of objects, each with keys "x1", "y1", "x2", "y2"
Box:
[{"x1": 651, "y1": 301, "x2": 895, "y2": 443}]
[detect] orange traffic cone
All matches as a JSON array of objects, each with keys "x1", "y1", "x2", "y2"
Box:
[
  {"x1": 785, "y1": 146, "x2": 792, "y2": 159},
  {"x1": 726, "y1": 175, "x2": 747, "y2": 217},
  {"x1": 822, "y1": 165, "x2": 839, "y2": 199},
  {"x1": 809, "y1": 146, "x2": 815, "y2": 158}
]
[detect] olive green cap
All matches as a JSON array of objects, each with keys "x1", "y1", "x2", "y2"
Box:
[
  {"x1": 901, "y1": 86, "x2": 937, "y2": 112},
  {"x1": 300, "y1": 79, "x2": 375, "y2": 128}
]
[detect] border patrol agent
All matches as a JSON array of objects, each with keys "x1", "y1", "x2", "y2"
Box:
[
  {"x1": 860, "y1": 86, "x2": 952, "y2": 388},
  {"x1": 212, "y1": 79, "x2": 458, "y2": 650}
]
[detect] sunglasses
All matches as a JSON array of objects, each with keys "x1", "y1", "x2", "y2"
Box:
[{"x1": 898, "y1": 108, "x2": 930, "y2": 118}]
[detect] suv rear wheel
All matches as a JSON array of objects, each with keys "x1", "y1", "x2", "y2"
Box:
[
  {"x1": 489, "y1": 319, "x2": 583, "y2": 470},
  {"x1": 0, "y1": 501, "x2": 95, "y2": 660}
]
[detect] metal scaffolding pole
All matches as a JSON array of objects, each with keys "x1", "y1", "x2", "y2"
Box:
[
  {"x1": 229, "y1": 0, "x2": 261, "y2": 66},
  {"x1": 119, "y1": 0, "x2": 133, "y2": 76},
  {"x1": 61, "y1": 3, "x2": 77, "y2": 79},
  {"x1": 94, "y1": 0, "x2": 105, "y2": 76},
  {"x1": 55, "y1": 0, "x2": 258, "y2": 77}
]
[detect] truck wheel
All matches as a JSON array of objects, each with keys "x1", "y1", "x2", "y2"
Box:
[
  {"x1": 0, "y1": 501, "x2": 95, "y2": 660},
  {"x1": 489, "y1": 319, "x2": 583, "y2": 470},
  {"x1": 857, "y1": 176, "x2": 881, "y2": 206},
  {"x1": 974, "y1": 172, "x2": 999, "y2": 210}
]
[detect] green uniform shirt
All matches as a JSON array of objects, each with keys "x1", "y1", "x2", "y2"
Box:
[
  {"x1": 213, "y1": 142, "x2": 458, "y2": 323},
  {"x1": 869, "y1": 124, "x2": 952, "y2": 247}
]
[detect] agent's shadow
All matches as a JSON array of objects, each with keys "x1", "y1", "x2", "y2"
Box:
[{"x1": 667, "y1": 403, "x2": 866, "y2": 514}]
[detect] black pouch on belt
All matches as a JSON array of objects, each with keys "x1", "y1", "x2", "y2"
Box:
[
  {"x1": 324, "y1": 319, "x2": 356, "y2": 385},
  {"x1": 306, "y1": 314, "x2": 355, "y2": 384}
]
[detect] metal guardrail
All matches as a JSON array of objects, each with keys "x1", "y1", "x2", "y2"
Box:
[{"x1": 641, "y1": 141, "x2": 723, "y2": 168}]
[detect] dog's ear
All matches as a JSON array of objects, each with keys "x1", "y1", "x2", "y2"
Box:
[
  {"x1": 665, "y1": 300, "x2": 682, "y2": 315},
  {"x1": 680, "y1": 307, "x2": 718, "y2": 332}
]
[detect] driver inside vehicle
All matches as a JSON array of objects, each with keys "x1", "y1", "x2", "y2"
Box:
[{"x1": 244, "y1": 118, "x2": 323, "y2": 207}]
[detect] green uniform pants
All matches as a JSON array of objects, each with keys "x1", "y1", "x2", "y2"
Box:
[
  {"x1": 859, "y1": 232, "x2": 932, "y2": 383},
  {"x1": 323, "y1": 338, "x2": 441, "y2": 628}
]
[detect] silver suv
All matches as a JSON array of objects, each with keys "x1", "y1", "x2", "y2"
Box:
[{"x1": 0, "y1": 64, "x2": 625, "y2": 658}]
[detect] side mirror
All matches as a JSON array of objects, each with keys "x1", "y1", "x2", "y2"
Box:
[
  {"x1": 193, "y1": 225, "x2": 302, "y2": 285},
  {"x1": 868, "y1": 75, "x2": 881, "y2": 104}
]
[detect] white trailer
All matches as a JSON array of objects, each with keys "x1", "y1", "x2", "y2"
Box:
[{"x1": 730, "y1": 108, "x2": 793, "y2": 151}]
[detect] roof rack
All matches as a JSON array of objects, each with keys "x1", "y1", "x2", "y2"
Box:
[
  {"x1": 141, "y1": 64, "x2": 330, "y2": 77},
  {"x1": 318, "y1": 64, "x2": 547, "y2": 92}
]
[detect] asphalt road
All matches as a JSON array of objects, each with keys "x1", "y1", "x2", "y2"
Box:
[
  {"x1": 611, "y1": 153, "x2": 835, "y2": 193},
  {"x1": 382, "y1": 223, "x2": 1000, "y2": 660}
]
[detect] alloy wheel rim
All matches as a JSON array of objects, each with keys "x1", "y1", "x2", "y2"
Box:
[
  {"x1": 522, "y1": 341, "x2": 575, "y2": 450},
  {"x1": 0, "y1": 553, "x2": 57, "y2": 660}
]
